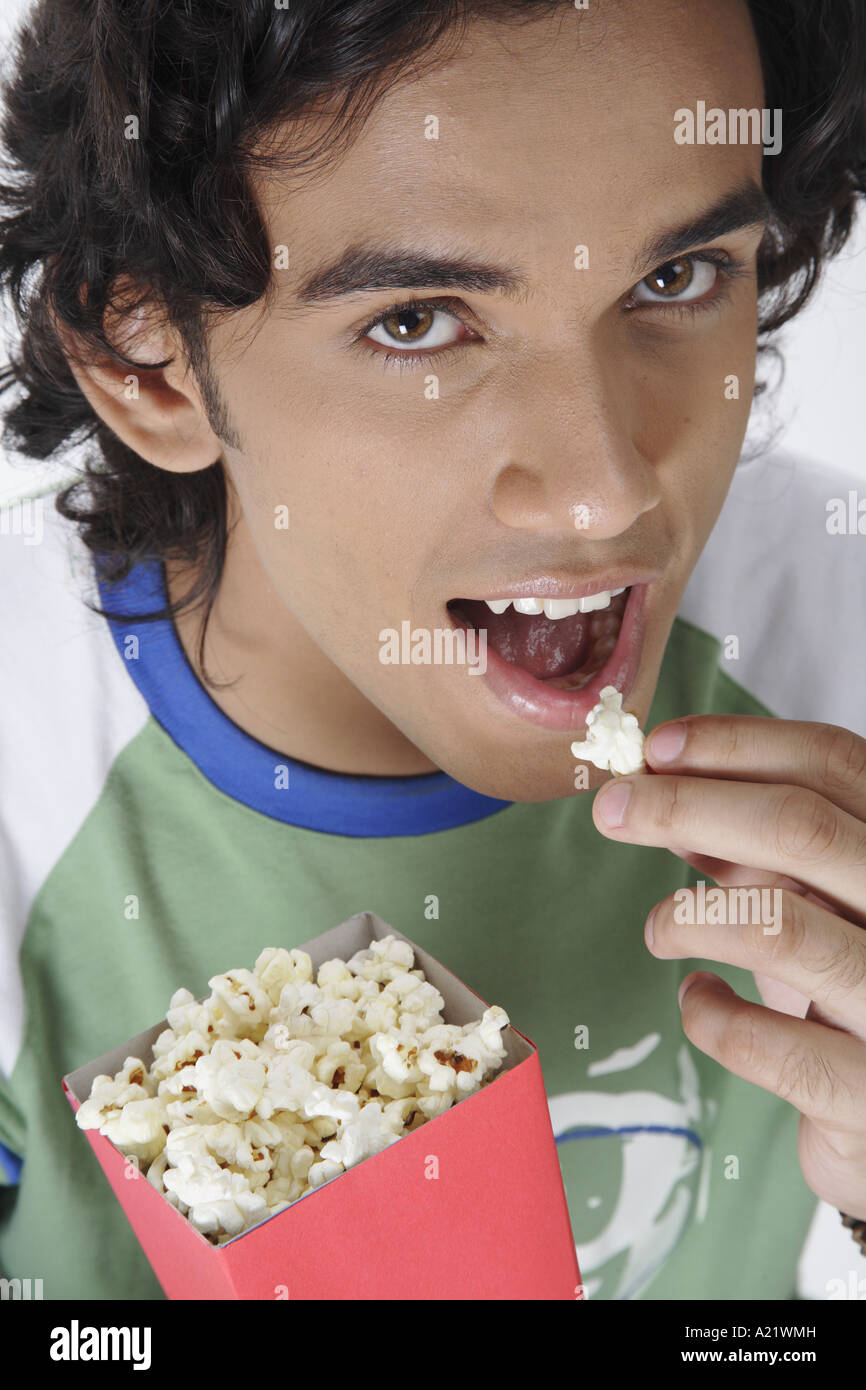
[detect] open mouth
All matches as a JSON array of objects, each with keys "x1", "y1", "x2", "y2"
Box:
[{"x1": 445, "y1": 590, "x2": 630, "y2": 690}]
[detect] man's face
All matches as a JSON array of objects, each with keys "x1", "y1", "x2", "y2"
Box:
[{"x1": 201, "y1": 0, "x2": 766, "y2": 801}]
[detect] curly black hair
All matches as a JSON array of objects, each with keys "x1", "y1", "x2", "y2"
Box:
[{"x1": 0, "y1": 0, "x2": 864, "y2": 686}]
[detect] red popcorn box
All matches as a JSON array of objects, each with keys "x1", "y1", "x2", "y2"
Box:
[{"x1": 63, "y1": 911, "x2": 581, "y2": 1300}]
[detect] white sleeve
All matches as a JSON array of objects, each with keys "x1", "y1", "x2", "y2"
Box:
[
  {"x1": 0, "y1": 491, "x2": 149, "y2": 1083},
  {"x1": 678, "y1": 447, "x2": 866, "y2": 1300},
  {"x1": 677, "y1": 447, "x2": 866, "y2": 737}
]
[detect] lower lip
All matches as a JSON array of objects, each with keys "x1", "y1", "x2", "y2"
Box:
[{"x1": 447, "y1": 584, "x2": 650, "y2": 732}]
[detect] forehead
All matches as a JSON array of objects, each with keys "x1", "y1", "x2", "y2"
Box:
[{"x1": 258, "y1": 0, "x2": 765, "y2": 280}]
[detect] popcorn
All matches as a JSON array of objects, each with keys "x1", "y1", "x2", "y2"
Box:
[
  {"x1": 313, "y1": 1040, "x2": 366, "y2": 1092},
  {"x1": 162, "y1": 1153, "x2": 269, "y2": 1237},
  {"x1": 165, "y1": 1118, "x2": 279, "y2": 1176},
  {"x1": 317, "y1": 1100, "x2": 403, "y2": 1168},
  {"x1": 207, "y1": 969, "x2": 273, "y2": 1040},
  {"x1": 98, "y1": 1096, "x2": 170, "y2": 1165},
  {"x1": 257, "y1": 1049, "x2": 318, "y2": 1119},
  {"x1": 476, "y1": 1005, "x2": 511, "y2": 1054},
  {"x1": 76, "y1": 935, "x2": 510, "y2": 1244},
  {"x1": 383, "y1": 1096, "x2": 426, "y2": 1131},
  {"x1": 390, "y1": 983, "x2": 445, "y2": 1033},
  {"x1": 416, "y1": 1007, "x2": 510, "y2": 1098},
  {"x1": 193, "y1": 1040, "x2": 267, "y2": 1123},
  {"x1": 345, "y1": 935, "x2": 416, "y2": 984},
  {"x1": 316, "y1": 958, "x2": 364, "y2": 1000},
  {"x1": 150, "y1": 1029, "x2": 211, "y2": 1084},
  {"x1": 413, "y1": 1088, "x2": 454, "y2": 1120},
  {"x1": 271, "y1": 981, "x2": 328, "y2": 1038},
  {"x1": 361, "y1": 994, "x2": 400, "y2": 1035},
  {"x1": 145, "y1": 1150, "x2": 178, "y2": 1206},
  {"x1": 74, "y1": 1057, "x2": 154, "y2": 1130},
  {"x1": 309, "y1": 996, "x2": 357, "y2": 1038},
  {"x1": 370, "y1": 1032, "x2": 424, "y2": 1085},
  {"x1": 362, "y1": 1067, "x2": 418, "y2": 1102},
  {"x1": 570, "y1": 684, "x2": 646, "y2": 776},
  {"x1": 165, "y1": 989, "x2": 218, "y2": 1040},
  {"x1": 302, "y1": 1082, "x2": 362, "y2": 1127},
  {"x1": 162, "y1": 1093, "x2": 221, "y2": 1128},
  {"x1": 306, "y1": 1156, "x2": 344, "y2": 1190},
  {"x1": 253, "y1": 947, "x2": 314, "y2": 1005}
]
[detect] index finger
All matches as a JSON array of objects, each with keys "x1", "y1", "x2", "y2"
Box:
[{"x1": 646, "y1": 716, "x2": 866, "y2": 822}]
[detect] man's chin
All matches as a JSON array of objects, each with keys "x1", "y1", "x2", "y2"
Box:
[
  {"x1": 398, "y1": 668, "x2": 660, "y2": 801},
  {"x1": 415, "y1": 736, "x2": 619, "y2": 804}
]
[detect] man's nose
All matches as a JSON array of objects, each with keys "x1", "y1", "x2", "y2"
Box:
[{"x1": 487, "y1": 340, "x2": 662, "y2": 539}]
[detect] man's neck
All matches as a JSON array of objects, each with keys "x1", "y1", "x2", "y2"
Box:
[{"x1": 163, "y1": 500, "x2": 439, "y2": 777}]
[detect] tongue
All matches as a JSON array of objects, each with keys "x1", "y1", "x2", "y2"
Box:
[{"x1": 452, "y1": 599, "x2": 595, "y2": 679}]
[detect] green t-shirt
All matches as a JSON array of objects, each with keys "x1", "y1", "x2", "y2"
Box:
[{"x1": 1, "y1": 450, "x2": 862, "y2": 1300}]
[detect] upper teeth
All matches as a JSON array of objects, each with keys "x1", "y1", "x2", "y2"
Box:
[{"x1": 484, "y1": 588, "x2": 626, "y2": 619}]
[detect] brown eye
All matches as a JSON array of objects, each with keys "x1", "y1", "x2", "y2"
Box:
[
  {"x1": 630, "y1": 255, "x2": 719, "y2": 307},
  {"x1": 364, "y1": 301, "x2": 468, "y2": 352},
  {"x1": 644, "y1": 260, "x2": 694, "y2": 296},
  {"x1": 379, "y1": 305, "x2": 435, "y2": 342}
]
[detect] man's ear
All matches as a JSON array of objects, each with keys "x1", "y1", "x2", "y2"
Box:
[{"x1": 54, "y1": 286, "x2": 225, "y2": 473}]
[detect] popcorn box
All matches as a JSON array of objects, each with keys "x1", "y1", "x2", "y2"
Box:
[{"x1": 62, "y1": 912, "x2": 581, "y2": 1300}]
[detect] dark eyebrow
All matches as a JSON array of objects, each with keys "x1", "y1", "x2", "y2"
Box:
[
  {"x1": 293, "y1": 243, "x2": 530, "y2": 305},
  {"x1": 290, "y1": 181, "x2": 771, "y2": 306},
  {"x1": 633, "y1": 182, "x2": 770, "y2": 274}
]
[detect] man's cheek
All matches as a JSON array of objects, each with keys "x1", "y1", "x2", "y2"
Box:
[{"x1": 670, "y1": 358, "x2": 755, "y2": 491}]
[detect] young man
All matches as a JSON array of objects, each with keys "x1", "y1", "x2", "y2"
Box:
[{"x1": 0, "y1": 0, "x2": 865, "y2": 1300}]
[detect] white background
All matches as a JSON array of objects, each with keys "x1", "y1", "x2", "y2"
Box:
[{"x1": 1, "y1": 0, "x2": 864, "y2": 1300}]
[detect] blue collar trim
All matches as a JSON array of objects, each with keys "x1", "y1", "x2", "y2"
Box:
[{"x1": 96, "y1": 554, "x2": 511, "y2": 837}]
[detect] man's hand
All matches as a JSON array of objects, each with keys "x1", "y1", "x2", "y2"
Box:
[{"x1": 592, "y1": 715, "x2": 866, "y2": 1218}]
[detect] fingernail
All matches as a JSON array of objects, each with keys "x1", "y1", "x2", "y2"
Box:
[
  {"x1": 596, "y1": 779, "x2": 633, "y2": 827},
  {"x1": 649, "y1": 722, "x2": 686, "y2": 763},
  {"x1": 645, "y1": 906, "x2": 657, "y2": 948},
  {"x1": 678, "y1": 975, "x2": 697, "y2": 1007},
  {"x1": 678, "y1": 972, "x2": 717, "y2": 1007}
]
